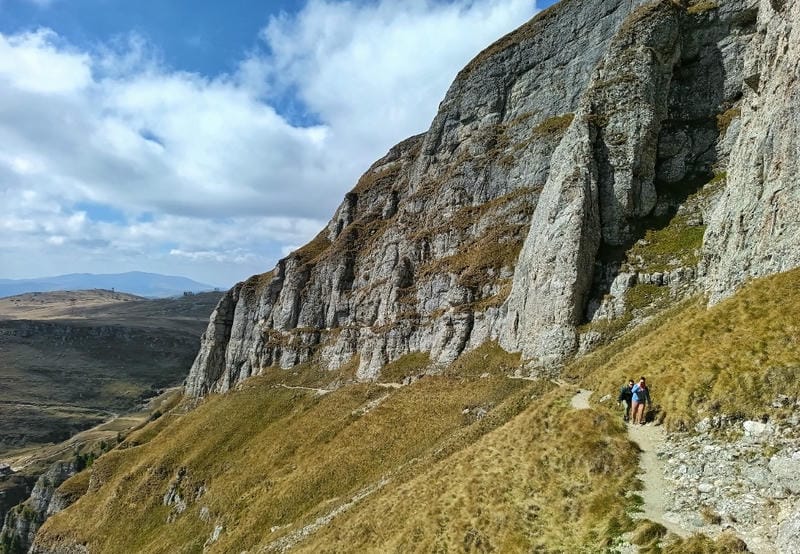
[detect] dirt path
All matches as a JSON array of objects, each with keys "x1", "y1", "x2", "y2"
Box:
[
  {"x1": 568, "y1": 389, "x2": 690, "y2": 539},
  {"x1": 626, "y1": 422, "x2": 690, "y2": 538},
  {"x1": 275, "y1": 384, "x2": 332, "y2": 395}
]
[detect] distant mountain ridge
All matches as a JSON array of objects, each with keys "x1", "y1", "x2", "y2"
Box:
[{"x1": 0, "y1": 272, "x2": 220, "y2": 299}]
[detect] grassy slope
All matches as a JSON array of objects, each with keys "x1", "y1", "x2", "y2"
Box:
[
  {"x1": 37, "y1": 345, "x2": 555, "y2": 553},
  {"x1": 35, "y1": 270, "x2": 800, "y2": 553},
  {"x1": 296, "y1": 390, "x2": 637, "y2": 553},
  {"x1": 573, "y1": 268, "x2": 800, "y2": 431}
]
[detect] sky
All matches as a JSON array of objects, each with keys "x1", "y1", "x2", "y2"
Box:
[{"x1": 0, "y1": 0, "x2": 558, "y2": 287}]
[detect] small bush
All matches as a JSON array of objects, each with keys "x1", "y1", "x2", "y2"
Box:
[
  {"x1": 699, "y1": 505, "x2": 722, "y2": 525},
  {"x1": 717, "y1": 107, "x2": 741, "y2": 135},
  {"x1": 532, "y1": 113, "x2": 575, "y2": 136}
]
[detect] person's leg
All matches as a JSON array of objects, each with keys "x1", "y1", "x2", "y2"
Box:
[
  {"x1": 624, "y1": 400, "x2": 631, "y2": 421},
  {"x1": 637, "y1": 403, "x2": 646, "y2": 424},
  {"x1": 631, "y1": 401, "x2": 640, "y2": 423}
]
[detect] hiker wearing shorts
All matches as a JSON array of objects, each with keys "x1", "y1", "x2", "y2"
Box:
[{"x1": 631, "y1": 376, "x2": 651, "y2": 425}]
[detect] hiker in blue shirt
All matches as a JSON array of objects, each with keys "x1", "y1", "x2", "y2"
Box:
[{"x1": 631, "y1": 376, "x2": 651, "y2": 425}]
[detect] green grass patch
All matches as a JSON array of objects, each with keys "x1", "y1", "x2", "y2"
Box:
[
  {"x1": 445, "y1": 341, "x2": 522, "y2": 377},
  {"x1": 626, "y1": 284, "x2": 670, "y2": 312},
  {"x1": 626, "y1": 216, "x2": 705, "y2": 273}
]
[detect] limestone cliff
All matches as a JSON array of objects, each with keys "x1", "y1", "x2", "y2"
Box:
[
  {"x1": 704, "y1": 0, "x2": 800, "y2": 302},
  {"x1": 186, "y1": 0, "x2": 797, "y2": 395}
]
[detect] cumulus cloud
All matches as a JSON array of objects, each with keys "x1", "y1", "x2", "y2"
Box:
[{"x1": 0, "y1": 0, "x2": 537, "y2": 285}]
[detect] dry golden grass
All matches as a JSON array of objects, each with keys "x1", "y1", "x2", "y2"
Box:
[
  {"x1": 36, "y1": 366, "x2": 540, "y2": 553},
  {"x1": 576, "y1": 268, "x2": 800, "y2": 431},
  {"x1": 55, "y1": 470, "x2": 91, "y2": 505},
  {"x1": 631, "y1": 519, "x2": 668, "y2": 547},
  {"x1": 686, "y1": 0, "x2": 719, "y2": 16},
  {"x1": 663, "y1": 531, "x2": 749, "y2": 553},
  {"x1": 294, "y1": 388, "x2": 638, "y2": 553},
  {"x1": 717, "y1": 106, "x2": 741, "y2": 136}
]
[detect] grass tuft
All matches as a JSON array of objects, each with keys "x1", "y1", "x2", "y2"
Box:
[
  {"x1": 687, "y1": 1, "x2": 720, "y2": 16},
  {"x1": 717, "y1": 106, "x2": 741, "y2": 136},
  {"x1": 663, "y1": 531, "x2": 750, "y2": 553},
  {"x1": 631, "y1": 519, "x2": 668, "y2": 546}
]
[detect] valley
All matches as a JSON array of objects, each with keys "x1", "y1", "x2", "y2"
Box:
[{"x1": 0, "y1": 290, "x2": 222, "y2": 455}]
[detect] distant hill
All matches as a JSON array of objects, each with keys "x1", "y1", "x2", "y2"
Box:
[{"x1": 0, "y1": 272, "x2": 220, "y2": 299}]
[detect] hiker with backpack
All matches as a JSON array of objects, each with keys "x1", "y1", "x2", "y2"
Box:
[
  {"x1": 631, "y1": 376, "x2": 652, "y2": 425},
  {"x1": 617, "y1": 379, "x2": 634, "y2": 422}
]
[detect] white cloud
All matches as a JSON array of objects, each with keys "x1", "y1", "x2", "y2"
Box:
[
  {"x1": 0, "y1": 0, "x2": 537, "y2": 286},
  {"x1": 0, "y1": 30, "x2": 90, "y2": 93},
  {"x1": 262, "y1": 0, "x2": 536, "y2": 151}
]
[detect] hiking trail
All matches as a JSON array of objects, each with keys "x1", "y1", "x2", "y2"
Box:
[
  {"x1": 568, "y1": 389, "x2": 692, "y2": 540},
  {"x1": 625, "y1": 422, "x2": 690, "y2": 538}
]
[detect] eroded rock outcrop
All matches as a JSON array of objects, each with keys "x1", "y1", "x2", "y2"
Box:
[
  {"x1": 503, "y1": 0, "x2": 684, "y2": 364},
  {"x1": 187, "y1": 0, "x2": 660, "y2": 393},
  {"x1": 0, "y1": 461, "x2": 80, "y2": 554}
]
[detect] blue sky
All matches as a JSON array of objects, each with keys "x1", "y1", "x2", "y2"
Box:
[{"x1": 0, "y1": 0, "x2": 554, "y2": 286}]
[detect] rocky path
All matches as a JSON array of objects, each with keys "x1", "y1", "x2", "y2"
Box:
[{"x1": 626, "y1": 422, "x2": 690, "y2": 538}]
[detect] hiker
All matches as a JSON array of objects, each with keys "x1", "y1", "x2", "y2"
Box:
[
  {"x1": 617, "y1": 379, "x2": 634, "y2": 422},
  {"x1": 631, "y1": 376, "x2": 651, "y2": 425}
]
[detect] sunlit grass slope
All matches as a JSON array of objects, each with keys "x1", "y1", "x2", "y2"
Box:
[
  {"x1": 36, "y1": 270, "x2": 800, "y2": 552},
  {"x1": 295, "y1": 389, "x2": 638, "y2": 553},
  {"x1": 36, "y1": 345, "x2": 557, "y2": 553},
  {"x1": 574, "y1": 268, "x2": 800, "y2": 431}
]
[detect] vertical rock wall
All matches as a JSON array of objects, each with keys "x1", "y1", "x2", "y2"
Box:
[
  {"x1": 186, "y1": 0, "x2": 655, "y2": 394},
  {"x1": 503, "y1": 0, "x2": 684, "y2": 365},
  {"x1": 704, "y1": 0, "x2": 800, "y2": 302}
]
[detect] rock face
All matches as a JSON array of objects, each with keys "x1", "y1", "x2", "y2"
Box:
[
  {"x1": 502, "y1": 0, "x2": 684, "y2": 363},
  {"x1": 704, "y1": 0, "x2": 800, "y2": 303},
  {"x1": 186, "y1": 0, "x2": 798, "y2": 395},
  {"x1": 0, "y1": 461, "x2": 80, "y2": 554}
]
